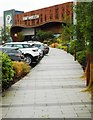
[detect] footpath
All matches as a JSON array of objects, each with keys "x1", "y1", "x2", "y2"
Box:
[{"x1": 2, "y1": 48, "x2": 92, "y2": 119}]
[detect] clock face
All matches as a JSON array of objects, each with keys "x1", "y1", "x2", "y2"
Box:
[{"x1": 6, "y1": 14, "x2": 12, "y2": 26}]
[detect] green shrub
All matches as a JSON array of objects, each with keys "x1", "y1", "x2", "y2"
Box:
[
  {"x1": 56, "y1": 44, "x2": 62, "y2": 49},
  {"x1": 0, "y1": 52, "x2": 15, "y2": 88},
  {"x1": 0, "y1": 52, "x2": 31, "y2": 91},
  {"x1": 76, "y1": 50, "x2": 87, "y2": 70},
  {"x1": 69, "y1": 40, "x2": 76, "y2": 54},
  {"x1": 61, "y1": 45, "x2": 67, "y2": 51},
  {"x1": 69, "y1": 40, "x2": 85, "y2": 55}
]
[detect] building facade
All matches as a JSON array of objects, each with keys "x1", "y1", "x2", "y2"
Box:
[
  {"x1": 4, "y1": 9, "x2": 24, "y2": 30},
  {"x1": 4, "y1": 2, "x2": 73, "y2": 41}
]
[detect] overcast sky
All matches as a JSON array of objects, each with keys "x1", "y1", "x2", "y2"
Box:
[{"x1": 0, "y1": 0, "x2": 72, "y2": 17}]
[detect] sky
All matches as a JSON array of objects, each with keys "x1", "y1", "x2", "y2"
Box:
[{"x1": 0, "y1": 0, "x2": 72, "y2": 17}]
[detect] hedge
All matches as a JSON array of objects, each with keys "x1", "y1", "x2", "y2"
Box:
[
  {"x1": 0, "y1": 52, "x2": 14, "y2": 89},
  {"x1": 0, "y1": 52, "x2": 31, "y2": 91}
]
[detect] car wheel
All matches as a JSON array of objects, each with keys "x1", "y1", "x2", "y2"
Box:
[{"x1": 25, "y1": 55, "x2": 32, "y2": 65}]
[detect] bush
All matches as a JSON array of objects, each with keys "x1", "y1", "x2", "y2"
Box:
[
  {"x1": 61, "y1": 45, "x2": 67, "y2": 51},
  {"x1": 69, "y1": 40, "x2": 85, "y2": 55},
  {"x1": 0, "y1": 52, "x2": 15, "y2": 88},
  {"x1": 76, "y1": 50, "x2": 87, "y2": 70},
  {"x1": 1, "y1": 53, "x2": 31, "y2": 91},
  {"x1": 21, "y1": 62, "x2": 31, "y2": 75},
  {"x1": 50, "y1": 43, "x2": 59, "y2": 48},
  {"x1": 69, "y1": 40, "x2": 77, "y2": 54},
  {"x1": 12, "y1": 61, "x2": 31, "y2": 78},
  {"x1": 56, "y1": 44, "x2": 62, "y2": 49}
]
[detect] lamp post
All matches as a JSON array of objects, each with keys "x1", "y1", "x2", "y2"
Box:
[
  {"x1": 73, "y1": 0, "x2": 77, "y2": 40},
  {"x1": 14, "y1": 33, "x2": 17, "y2": 42},
  {"x1": 14, "y1": 33, "x2": 17, "y2": 37},
  {"x1": 73, "y1": 0, "x2": 77, "y2": 61},
  {"x1": 73, "y1": 0, "x2": 77, "y2": 25}
]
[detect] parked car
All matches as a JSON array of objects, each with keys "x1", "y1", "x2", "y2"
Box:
[
  {"x1": 43, "y1": 44, "x2": 49, "y2": 55},
  {"x1": 28, "y1": 41, "x2": 49, "y2": 56},
  {"x1": 27, "y1": 42, "x2": 44, "y2": 59},
  {"x1": 3, "y1": 42, "x2": 40, "y2": 65},
  {"x1": 0, "y1": 47, "x2": 24, "y2": 61}
]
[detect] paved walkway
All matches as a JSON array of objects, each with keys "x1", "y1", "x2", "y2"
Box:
[{"x1": 2, "y1": 48, "x2": 92, "y2": 119}]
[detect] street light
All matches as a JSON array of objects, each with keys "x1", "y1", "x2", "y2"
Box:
[
  {"x1": 14, "y1": 33, "x2": 17, "y2": 37},
  {"x1": 73, "y1": 0, "x2": 77, "y2": 61},
  {"x1": 73, "y1": 0, "x2": 77, "y2": 25},
  {"x1": 73, "y1": 0, "x2": 77, "y2": 40}
]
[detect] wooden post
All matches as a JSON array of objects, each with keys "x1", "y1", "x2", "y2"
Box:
[
  {"x1": 74, "y1": 46, "x2": 76, "y2": 61},
  {"x1": 86, "y1": 53, "x2": 90, "y2": 86}
]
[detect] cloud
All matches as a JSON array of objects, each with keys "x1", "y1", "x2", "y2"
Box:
[
  {"x1": 0, "y1": 0, "x2": 72, "y2": 17},
  {"x1": 0, "y1": 16, "x2": 3, "y2": 27}
]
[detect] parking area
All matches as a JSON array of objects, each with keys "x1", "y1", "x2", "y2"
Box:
[{"x1": 2, "y1": 48, "x2": 92, "y2": 119}]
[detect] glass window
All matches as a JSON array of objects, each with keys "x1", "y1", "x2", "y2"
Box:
[
  {"x1": 34, "y1": 44, "x2": 41, "y2": 48},
  {"x1": 13, "y1": 44, "x2": 23, "y2": 48},
  {"x1": 23, "y1": 44, "x2": 30, "y2": 48},
  {"x1": 3, "y1": 44, "x2": 12, "y2": 47}
]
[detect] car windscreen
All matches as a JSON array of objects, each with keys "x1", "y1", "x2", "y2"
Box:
[
  {"x1": 34, "y1": 44, "x2": 41, "y2": 48},
  {"x1": 3, "y1": 44, "x2": 12, "y2": 47}
]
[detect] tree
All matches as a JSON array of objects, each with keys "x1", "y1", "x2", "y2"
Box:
[
  {"x1": 1, "y1": 27, "x2": 11, "y2": 43},
  {"x1": 60, "y1": 24, "x2": 74, "y2": 45},
  {"x1": 16, "y1": 32, "x2": 24, "y2": 42},
  {"x1": 76, "y1": 2, "x2": 93, "y2": 91},
  {"x1": 36, "y1": 30, "x2": 54, "y2": 42}
]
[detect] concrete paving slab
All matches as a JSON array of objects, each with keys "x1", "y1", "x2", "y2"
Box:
[{"x1": 2, "y1": 48, "x2": 92, "y2": 119}]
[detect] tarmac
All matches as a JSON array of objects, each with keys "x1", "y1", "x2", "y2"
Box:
[{"x1": 1, "y1": 48, "x2": 92, "y2": 119}]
